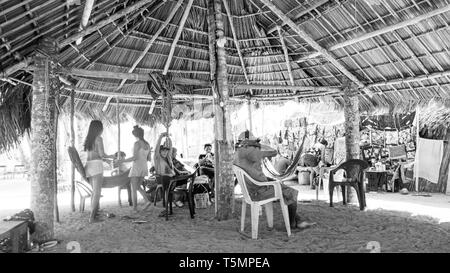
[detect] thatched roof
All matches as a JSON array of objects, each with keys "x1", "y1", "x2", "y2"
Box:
[{"x1": 1, "y1": 0, "x2": 450, "y2": 150}]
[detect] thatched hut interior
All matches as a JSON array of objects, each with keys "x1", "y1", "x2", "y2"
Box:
[{"x1": 0, "y1": 0, "x2": 449, "y2": 254}]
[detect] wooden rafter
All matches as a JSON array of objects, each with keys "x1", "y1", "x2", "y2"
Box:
[
  {"x1": 127, "y1": 0, "x2": 183, "y2": 75},
  {"x1": 58, "y1": 0, "x2": 156, "y2": 48},
  {"x1": 222, "y1": 0, "x2": 250, "y2": 85},
  {"x1": 276, "y1": 26, "x2": 294, "y2": 86},
  {"x1": 76, "y1": 0, "x2": 95, "y2": 45},
  {"x1": 266, "y1": 0, "x2": 328, "y2": 34},
  {"x1": 258, "y1": 0, "x2": 373, "y2": 97},
  {"x1": 162, "y1": 0, "x2": 194, "y2": 75}
]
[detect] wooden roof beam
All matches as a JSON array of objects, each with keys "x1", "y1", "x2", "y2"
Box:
[
  {"x1": 276, "y1": 26, "x2": 294, "y2": 86},
  {"x1": 58, "y1": 67, "x2": 342, "y2": 93},
  {"x1": 58, "y1": 0, "x2": 156, "y2": 48},
  {"x1": 223, "y1": 0, "x2": 250, "y2": 85},
  {"x1": 162, "y1": 0, "x2": 194, "y2": 75},
  {"x1": 266, "y1": 0, "x2": 329, "y2": 34},
  {"x1": 76, "y1": 0, "x2": 95, "y2": 45},
  {"x1": 114, "y1": 0, "x2": 183, "y2": 91},
  {"x1": 258, "y1": 0, "x2": 373, "y2": 97},
  {"x1": 367, "y1": 70, "x2": 450, "y2": 89}
]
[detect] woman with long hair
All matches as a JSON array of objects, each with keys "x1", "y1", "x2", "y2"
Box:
[
  {"x1": 84, "y1": 120, "x2": 115, "y2": 223},
  {"x1": 115, "y1": 125, "x2": 152, "y2": 211}
]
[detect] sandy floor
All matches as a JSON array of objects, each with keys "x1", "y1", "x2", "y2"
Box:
[
  {"x1": 1, "y1": 179, "x2": 449, "y2": 253},
  {"x1": 48, "y1": 197, "x2": 449, "y2": 253}
]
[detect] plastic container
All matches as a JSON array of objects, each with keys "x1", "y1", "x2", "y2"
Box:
[{"x1": 297, "y1": 170, "x2": 311, "y2": 185}]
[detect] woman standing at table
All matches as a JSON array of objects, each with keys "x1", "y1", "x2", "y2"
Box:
[
  {"x1": 84, "y1": 120, "x2": 115, "y2": 223},
  {"x1": 115, "y1": 125, "x2": 152, "y2": 211}
]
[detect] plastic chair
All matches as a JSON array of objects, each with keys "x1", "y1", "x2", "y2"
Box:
[
  {"x1": 328, "y1": 159, "x2": 369, "y2": 211},
  {"x1": 75, "y1": 180, "x2": 94, "y2": 212},
  {"x1": 232, "y1": 165, "x2": 291, "y2": 239}
]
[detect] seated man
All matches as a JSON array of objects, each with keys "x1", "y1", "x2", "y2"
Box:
[
  {"x1": 196, "y1": 143, "x2": 215, "y2": 198},
  {"x1": 233, "y1": 130, "x2": 315, "y2": 229}
]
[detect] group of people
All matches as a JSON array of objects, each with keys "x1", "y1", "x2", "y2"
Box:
[
  {"x1": 83, "y1": 120, "x2": 315, "y2": 229},
  {"x1": 83, "y1": 120, "x2": 216, "y2": 222}
]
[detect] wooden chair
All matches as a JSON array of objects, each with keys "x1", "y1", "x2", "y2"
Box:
[
  {"x1": 232, "y1": 165, "x2": 291, "y2": 240},
  {"x1": 68, "y1": 147, "x2": 132, "y2": 208},
  {"x1": 328, "y1": 159, "x2": 369, "y2": 211}
]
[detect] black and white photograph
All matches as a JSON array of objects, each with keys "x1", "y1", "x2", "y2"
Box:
[{"x1": 0, "y1": 0, "x2": 449, "y2": 261}]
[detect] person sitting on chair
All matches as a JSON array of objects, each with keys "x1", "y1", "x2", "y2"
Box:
[
  {"x1": 197, "y1": 144, "x2": 215, "y2": 176},
  {"x1": 196, "y1": 143, "x2": 215, "y2": 199},
  {"x1": 233, "y1": 130, "x2": 315, "y2": 230},
  {"x1": 153, "y1": 132, "x2": 176, "y2": 217}
]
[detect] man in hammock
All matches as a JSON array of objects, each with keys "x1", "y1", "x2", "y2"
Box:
[
  {"x1": 233, "y1": 130, "x2": 316, "y2": 229},
  {"x1": 274, "y1": 148, "x2": 292, "y2": 174}
]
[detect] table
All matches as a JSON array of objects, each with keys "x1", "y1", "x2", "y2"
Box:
[
  {"x1": 365, "y1": 170, "x2": 390, "y2": 191},
  {"x1": 0, "y1": 220, "x2": 29, "y2": 253}
]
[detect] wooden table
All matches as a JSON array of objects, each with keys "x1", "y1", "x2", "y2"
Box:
[
  {"x1": 0, "y1": 220, "x2": 29, "y2": 253},
  {"x1": 365, "y1": 170, "x2": 390, "y2": 192}
]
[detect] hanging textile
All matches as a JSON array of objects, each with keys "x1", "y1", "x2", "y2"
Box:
[
  {"x1": 416, "y1": 137, "x2": 443, "y2": 184},
  {"x1": 333, "y1": 137, "x2": 346, "y2": 165}
]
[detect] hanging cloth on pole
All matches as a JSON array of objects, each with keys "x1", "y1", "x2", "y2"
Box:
[{"x1": 415, "y1": 137, "x2": 443, "y2": 184}]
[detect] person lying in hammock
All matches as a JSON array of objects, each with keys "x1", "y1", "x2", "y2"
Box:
[
  {"x1": 273, "y1": 148, "x2": 292, "y2": 174},
  {"x1": 233, "y1": 130, "x2": 316, "y2": 230}
]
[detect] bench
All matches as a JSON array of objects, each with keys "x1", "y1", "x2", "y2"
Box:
[{"x1": 0, "y1": 220, "x2": 29, "y2": 253}]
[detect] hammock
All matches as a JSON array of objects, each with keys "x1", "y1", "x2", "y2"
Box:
[
  {"x1": 262, "y1": 133, "x2": 307, "y2": 181},
  {"x1": 67, "y1": 146, "x2": 130, "y2": 188}
]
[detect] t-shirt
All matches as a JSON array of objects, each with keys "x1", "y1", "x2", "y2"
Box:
[
  {"x1": 198, "y1": 153, "x2": 215, "y2": 168},
  {"x1": 274, "y1": 156, "x2": 291, "y2": 174}
]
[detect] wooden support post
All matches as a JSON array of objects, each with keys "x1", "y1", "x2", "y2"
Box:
[
  {"x1": 54, "y1": 98, "x2": 59, "y2": 223},
  {"x1": 247, "y1": 99, "x2": 253, "y2": 131},
  {"x1": 70, "y1": 90, "x2": 75, "y2": 212},
  {"x1": 30, "y1": 37, "x2": 59, "y2": 242},
  {"x1": 343, "y1": 80, "x2": 360, "y2": 203},
  {"x1": 415, "y1": 107, "x2": 420, "y2": 192},
  {"x1": 209, "y1": 0, "x2": 234, "y2": 220},
  {"x1": 117, "y1": 99, "x2": 120, "y2": 156}
]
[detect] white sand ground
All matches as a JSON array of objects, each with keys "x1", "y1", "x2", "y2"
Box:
[{"x1": 1, "y1": 178, "x2": 449, "y2": 253}]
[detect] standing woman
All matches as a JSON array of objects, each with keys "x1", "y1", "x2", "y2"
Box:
[
  {"x1": 84, "y1": 120, "x2": 115, "y2": 223},
  {"x1": 116, "y1": 125, "x2": 152, "y2": 211}
]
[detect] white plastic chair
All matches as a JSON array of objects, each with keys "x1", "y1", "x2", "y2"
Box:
[{"x1": 232, "y1": 165, "x2": 291, "y2": 239}]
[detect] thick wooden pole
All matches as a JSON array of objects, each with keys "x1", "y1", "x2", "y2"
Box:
[
  {"x1": 54, "y1": 101, "x2": 60, "y2": 223},
  {"x1": 210, "y1": 0, "x2": 234, "y2": 220},
  {"x1": 247, "y1": 99, "x2": 253, "y2": 131},
  {"x1": 343, "y1": 81, "x2": 360, "y2": 203},
  {"x1": 30, "y1": 37, "x2": 59, "y2": 242},
  {"x1": 415, "y1": 107, "x2": 420, "y2": 192},
  {"x1": 438, "y1": 130, "x2": 450, "y2": 193},
  {"x1": 70, "y1": 90, "x2": 75, "y2": 212},
  {"x1": 117, "y1": 99, "x2": 120, "y2": 156}
]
